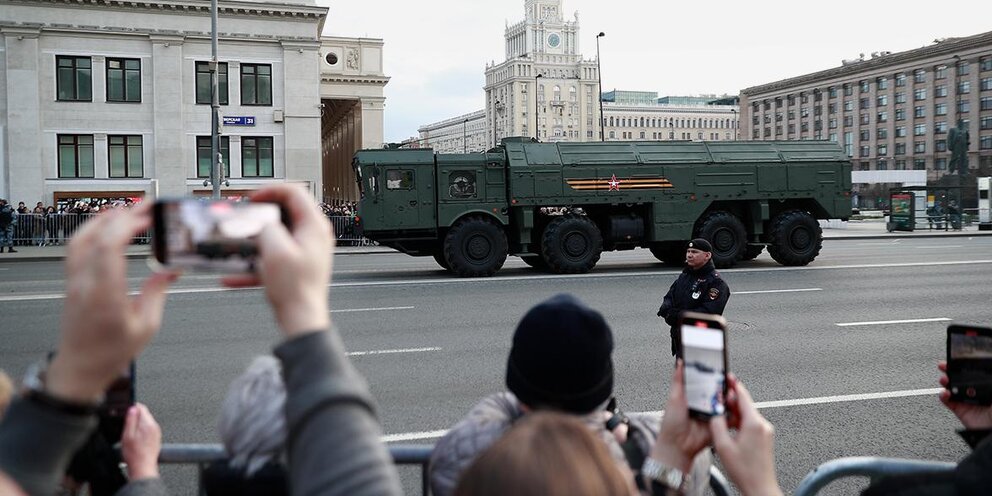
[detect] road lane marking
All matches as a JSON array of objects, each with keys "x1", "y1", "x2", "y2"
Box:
[
  {"x1": 380, "y1": 387, "x2": 943, "y2": 442},
  {"x1": 4, "y1": 259, "x2": 991, "y2": 302},
  {"x1": 332, "y1": 306, "x2": 414, "y2": 313},
  {"x1": 347, "y1": 347, "x2": 440, "y2": 357},
  {"x1": 736, "y1": 288, "x2": 821, "y2": 295},
  {"x1": 836, "y1": 317, "x2": 952, "y2": 327},
  {"x1": 913, "y1": 245, "x2": 962, "y2": 249}
]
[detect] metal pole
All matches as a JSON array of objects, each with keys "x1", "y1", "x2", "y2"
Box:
[
  {"x1": 210, "y1": 0, "x2": 221, "y2": 198},
  {"x1": 534, "y1": 74, "x2": 543, "y2": 140},
  {"x1": 463, "y1": 119, "x2": 468, "y2": 153},
  {"x1": 596, "y1": 32, "x2": 605, "y2": 142}
]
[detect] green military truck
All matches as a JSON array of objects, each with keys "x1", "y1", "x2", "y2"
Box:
[{"x1": 352, "y1": 138, "x2": 852, "y2": 277}]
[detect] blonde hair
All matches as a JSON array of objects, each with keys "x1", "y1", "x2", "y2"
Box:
[
  {"x1": 0, "y1": 370, "x2": 14, "y2": 419},
  {"x1": 455, "y1": 411, "x2": 634, "y2": 496}
]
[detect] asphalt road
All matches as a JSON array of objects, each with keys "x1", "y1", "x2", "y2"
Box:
[{"x1": 2, "y1": 236, "x2": 992, "y2": 495}]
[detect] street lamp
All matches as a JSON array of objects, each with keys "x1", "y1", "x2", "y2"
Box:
[
  {"x1": 463, "y1": 118, "x2": 468, "y2": 153},
  {"x1": 535, "y1": 73, "x2": 543, "y2": 140},
  {"x1": 493, "y1": 99, "x2": 501, "y2": 147},
  {"x1": 596, "y1": 32, "x2": 605, "y2": 142},
  {"x1": 730, "y1": 108, "x2": 738, "y2": 140}
]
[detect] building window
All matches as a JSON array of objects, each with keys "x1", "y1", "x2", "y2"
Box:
[
  {"x1": 936, "y1": 139, "x2": 948, "y2": 152},
  {"x1": 58, "y1": 135, "x2": 94, "y2": 178},
  {"x1": 860, "y1": 114, "x2": 870, "y2": 125},
  {"x1": 936, "y1": 121, "x2": 948, "y2": 134},
  {"x1": 843, "y1": 132, "x2": 853, "y2": 157},
  {"x1": 935, "y1": 158, "x2": 947, "y2": 170},
  {"x1": 896, "y1": 126, "x2": 907, "y2": 138},
  {"x1": 895, "y1": 142, "x2": 906, "y2": 155},
  {"x1": 914, "y1": 141, "x2": 926, "y2": 153},
  {"x1": 195, "y1": 61, "x2": 229, "y2": 105},
  {"x1": 844, "y1": 100, "x2": 854, "y2": 111},
  {"x1": 877, "y1": 144, "x2": 888, "y2": 156},
  {"x1": 609, "y1": 131, "x2": 616, "y2": 139},
  {"x1": 935, "y1": 103, "x2": 948, "y2": 115},
  {"x1": 981, "y1": 135, "x2": 992, "y2": 150},
  {"x1": 914, "y1": 88, "x2": 926, "y2": 101},
  {"x1": 242, "y1": 137, "x2": 274, "y2": 177},
  {"x1": 877, "y1": 111, "x2": 888, "y2": 123},
  {"x1": 241, "y1": 64, "x2": 272, "y2": 106},
  {"x1": 801, "y1": 93, "x2": 809, "y2": 104},
  {"x1": 640, "y1": 131, "x2": 646, "y2": 139},
  {"x1": 196, "y1": 136, "x2": 231, "y2": 178},
  {"x1": 860, "y1": 80, "x2": 870, "y2": 93},
  {"x1": 859, "y1": 145, "x2": 870, "y2": 158},
  {"x1": 844, "y1": 84, "x2": 853, "y2": 96},
  {"x1": 788, "y1": 110, "x2": 795, "y2": 120},
  {"x1": 959, "y1": 101, "x2": 971, "y2": 113},
  {"x1": 959, "y1": 81, "x2": 971, "y2": 94},
  {"x1": 106, "y1": 58, "x2": 141, "y2": 102},
  {"x1": 981, "y1": 116, "x2": 992, "y2": 130},
  {"x1": 895, "y1": 108, "x2": 906, "y2": 121},
  {"x1": 914, "y1": 106, "x2": 925, "y2": 118},
  {"x1": 859, "y1": 98, "x2": 870, "y2": 110},
  {"x1": 981, "y1": 97, "x2": 992, "y2": 111},
  {"x1": 828, "y1": 86, "x2": 837, "y2": 98},
  {"x1": 895, "y1": 92, "x2": 906, "y2": 104},
  {"x1": 800, "y1": 107, "x2": 809, "y2": 118},
  {"x1": 958, "y1": 62, "x2": 970, "y2": 76},
  {"x1": 843, "y1": 115, "x2": 853, "y2": 127},
  {"x1": 935, "y1": 85, "x2": 948, "y2": 97},
  {"x1": 895, "y1": 73, "x2": 906, "y2": 87},
  {"x1": 981, "y1": 78, "x2": 992, "y2": 91},
  {"x1": 829, "y1": 118, "x2": 837, "y2": 129},
  {"x1": 860, "y1": 130, "x2": 870, "y2": 141},
  {"x1": 877, "y1": 128, "x2": 888, "y2": 139},
  {"x1": 914, "y1": 124, "x2": 927, "y2": 136},
  {"x1": 935, "y1": 65, "x2": 948, "y2": 79},
  {"x1": 107, "y1": 135, "x2": 143, "y2": 177},
  {"x1": 829, "y1": 133, "x2": 837, "y2": 142},
  {"x1": 914, "y1": 158, "x2": 926, "y2": 170},
  {"x1": 56, "y1": 56, "x2": 92, "y2": 101},
  {"x1": 828, "y1": 103, "x2": 837, "y2": 114},
  {"x1": 876, "y1": 95, "x2": 888, "y2": 106},
  {"x1": 982, "y1": 57, "x2": 992, "y2": 71},
  {"x1": 913, "y1": 69, "x2": 926, "y2": 83},
  {"x1": 877, "y1": 77, "x2": 889, "y2": 90}
]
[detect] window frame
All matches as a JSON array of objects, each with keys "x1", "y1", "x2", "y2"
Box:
[
  {"x1": 57, "y1": 134, "x2": 95, "y2": 178},
  {"x1": 56, "y1": 55, "x2": 92, "y2": 102},
  {"x1": 105, "y1": 57, "x2": 141, "y2": 103},
  {"x1": 195, "y1": 61, "x2": 229, "y2": 105},
  {"x1": 196, "y1": 136, "x2": 231, "y2": 178},
  {"x1": 240, "y1": 63, "x2": 273, "y2": 106},
  {"x1": 107, "y1": 135, "x2": 144, "y2": 178},
  {"x1": 241, "y1": 136, "x2": 274, "y2": 177}
]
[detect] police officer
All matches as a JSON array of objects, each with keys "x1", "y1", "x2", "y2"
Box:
[{"x1": 656, "y1": 238, "x2": 730, "y2": 357}]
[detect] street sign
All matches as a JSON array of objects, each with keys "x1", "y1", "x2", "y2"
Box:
[{"x1": 222, "y1": 116, "x2": 255, "y2": 126}]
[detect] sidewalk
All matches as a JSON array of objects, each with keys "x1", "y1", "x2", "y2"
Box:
[{"x1": 1, "y1": 220, "x2": 989, "y2": 263}]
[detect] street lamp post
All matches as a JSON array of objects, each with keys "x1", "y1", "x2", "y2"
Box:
[
  {"x1": 596, "y1": 32, "x2": 605, "y2": 142},
  {"x1": 534, "y1": 73, "x2": 543, "y2": 140},
  {"x1": 730, "y1": 108, "x2": 738, "y2": 140},
  {"x1": 463, "y1": 118, "x2": 468, "y2": 153}
]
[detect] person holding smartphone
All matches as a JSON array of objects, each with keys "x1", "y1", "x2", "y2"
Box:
[{"x1": 656, "y1": 239, "x2": 731, "y2": 357}]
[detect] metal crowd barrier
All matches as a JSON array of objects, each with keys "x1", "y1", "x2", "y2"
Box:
[
  {"x1": 159, "y1": 443, "x2": 732, "y2": 496},
  {"x1": 7, "y1": 213, "x2": 371, "y2": 247},
  {"x1": 794, "y1": 456, "x2": 955, "y2": 496}
]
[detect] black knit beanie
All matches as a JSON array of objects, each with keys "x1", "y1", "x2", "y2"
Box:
[
  {"x1": 505, "y1": 293, "x2": 614, "y2": 413},
  {"x1": 688, "y1": 238, "x2": 712, "y2": 253}
]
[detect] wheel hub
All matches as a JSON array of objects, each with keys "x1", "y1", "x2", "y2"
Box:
[
  {"x1": 563, "y1": 232, "x2": 589, "y2": 258},
  {"x1": 712, "y1": 228, "x2": 735, "y2": 253},
  {"x1": 790, "y1": 227, "x2": 811, "y2": 249},
  {"x1": 466, "y1": 234, "x2": 492, "y2": 261}
]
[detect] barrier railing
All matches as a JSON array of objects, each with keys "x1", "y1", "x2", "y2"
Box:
[
  {"x1": 159, "y1": 443, "x2": 732, "y2": 496},
  {"x1": 7, "y1": 214, "x2": 372, "y2": 247},
  {"x1": 794, "y1": 456, "x2": 955, "y2": 496}
]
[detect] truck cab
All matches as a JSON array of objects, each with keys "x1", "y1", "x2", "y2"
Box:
[{"x1": 353, "y1": 149, "x2": 438, "y2": 254}]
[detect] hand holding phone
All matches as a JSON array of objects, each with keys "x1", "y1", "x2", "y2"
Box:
[
  {"x1": 946, "y1": 324, "x2": 992, "y2": 406},
  {"x1": 677, "y1": 312, "x2": 728, "y2": 419}
]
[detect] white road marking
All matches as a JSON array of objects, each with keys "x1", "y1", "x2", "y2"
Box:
[
  {"x1": 913, "y1": 245, "x2": 962, "y2": 249},
  {"x1": 836, "y1": 317, "x2": 952, "y2": 327},
  {"x1": 3, "y1": 259, "x2": 991, "y2": 302},
  {"x1": 347, "y1": 347, "x2": 441, "y2": 357},
  {"x1": 380, "y1": 387, "x2": 944, "y2": 442},
  {"x1": 332, "y1": 306, "x2": 414, "y2": 313},
  {"x1": 736, "y1": 288, "x2": 821, "y2": 295}
]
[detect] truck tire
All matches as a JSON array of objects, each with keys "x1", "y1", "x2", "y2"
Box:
[
  {"x1": 767, "y1": 210, "x2": 822, "y2": 266},
  {"x1": 649, "y1": 242, "x2": 686, "y2": 266},
  {"x1": 443, "y1": 216, "x2": 508, "y2": 277},
  {"x1": 541, "y1": 214, "x2": 603, "y2": 274},
  {"x1": 520, "y1": 255, "x2": 549, "y2": 271},
  {"x1": 741, "y1": 245, "x2": 765, "y2": 261},
  {"x1": 433, "y1": 251, "x2": 451, "y2": 271},
  {"x1": 694, "y1": 211, "x2": 746, "y2": 268}
]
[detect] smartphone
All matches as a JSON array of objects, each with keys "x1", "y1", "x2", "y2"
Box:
[
  {"x1": 97, "y1": 362, "x2": 135, "y2": 444},
  {"x1": 946, "y1": 324, "x2": 992, "y2": 405},
  {"x1": 152, "y1": 199, "x2": 287, "y2": 272},
  {"x1": 678, "y1": 312, "x2": 729, "y2": 419}
]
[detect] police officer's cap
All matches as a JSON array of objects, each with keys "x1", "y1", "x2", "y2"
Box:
[{"x1": 688, "y1": 238, "x2": 712, "y2": 253}]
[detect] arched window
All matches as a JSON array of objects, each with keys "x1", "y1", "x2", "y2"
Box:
[
  {"x1": 609, "y1": 116, "x2": 614, "y2": 126},
  {"x1": 553, "y1": 86, "x2": 561, "y2": 101},
  {"x1": 609, "y1": 130, "x2": 616, "y2": 139},
  {"x1": 640, "y1": 117, "x2": 645, "y2": 127}
]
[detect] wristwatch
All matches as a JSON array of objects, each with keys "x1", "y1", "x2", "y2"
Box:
[
  {"x1": 22, "y1": 359, "x2": 102, "y2": 416},
  {"x1": 642, "y1": 457, "x2": 692, "y2": 494}
]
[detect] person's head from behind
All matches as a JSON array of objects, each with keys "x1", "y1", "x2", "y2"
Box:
[
  {"x1": 454, "y1": 411, "x2": 633, "y2": 496},
  {"x1": 685, "y1": 238, "x2": 712, "y2": 269},
  {"x1": 506, "y1": 293, "x2": 613, "y2": 414},
  {"x1": 218, "y1": 355, "x2": 287, "y2": 476}
]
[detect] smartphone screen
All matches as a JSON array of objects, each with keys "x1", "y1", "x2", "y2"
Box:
[
  {"x1": 947, "y1": 324, "x2": 992, "y2": 405},
  {"x1": 680, "y1": 315, "x2": 727, "y2": 418},
  {"x1": 153, "y1": 199, "x2": 283, "y2": 272}
]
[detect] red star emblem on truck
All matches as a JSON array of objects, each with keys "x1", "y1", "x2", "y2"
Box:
[{"x1": 608, "y1": 174, "x2": 620, "y2": 191}]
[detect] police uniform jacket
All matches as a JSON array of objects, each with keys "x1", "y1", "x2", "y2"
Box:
[{"x1": 657, "y1": 260, "x2": 730, "y2": 355}]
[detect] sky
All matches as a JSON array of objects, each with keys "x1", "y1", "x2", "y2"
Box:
[{"x1": 316, "y1": 0, "x2": 992, "y2": 144}]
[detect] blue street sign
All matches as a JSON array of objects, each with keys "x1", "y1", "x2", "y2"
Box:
[{"x1": 222, "y1": 116, "x2": 255, "y2": 126}]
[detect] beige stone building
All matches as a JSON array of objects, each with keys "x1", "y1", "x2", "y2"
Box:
[
  {"x1": 740, "y1": 31, "x2": 992, "y2": 184},
  {"x1": 0, "y1": 0, "x2": 387, "y2": 205}
]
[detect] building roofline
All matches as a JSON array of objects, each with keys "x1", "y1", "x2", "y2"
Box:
[{"x1": 741, "y1": 30, "x2": 992, "y2": 96}]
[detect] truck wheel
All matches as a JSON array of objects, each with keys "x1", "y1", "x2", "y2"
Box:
[
  {"x1": 520, "y1": 255, "x2": 548, "y2": 271},
  {"x1": 433, "y1": 251, "x2": 451, "y2": 271},
  {"x1": 443, "y1": 216, "x2": 508, "y2": 277},
  {"x1": 767, "y1": 210, "x2": 822, "y2": 266},
  {"x1": 649, "y1": 242, "x2": 686, "y2": 266},
  {"x1": 541, "y1": 214, "x2": 603, "y2": 274},
  {"x1": 694, "y1": 211, "x2": 746, "y2": 268},
  {"x1": 741, "y1": 245, "x2": 765, "y2": 261}
]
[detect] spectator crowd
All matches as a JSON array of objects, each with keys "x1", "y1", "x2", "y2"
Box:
[{"x1": 0, "y1": 185, "x2": 990, "y2": 496}]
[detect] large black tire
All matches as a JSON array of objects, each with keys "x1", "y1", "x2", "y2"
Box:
[
  {"x1": 694, "y1": 211, "x2": 746, "y2": 269},
  {"x1": 741, "y1": 244, "x2": 765, "y2": 261},
  {"x1": 649, "y1": 241, "x2": 686, "y2": 266},
  {"x1": 541, "y1": 214, "x2": 603, "y2": 274},
  {"x1": 443, "y1": 216, "x2": 508, "y2": 277},
  {"x1": 767, "y1": 210, "x2": 822, "y2": 266},
  {"x1": 433, "y1": 251, "x2": 451, "y2": 271},
  {"x1": 520, "y1": 255, "x2": 549, "y2": 271}
]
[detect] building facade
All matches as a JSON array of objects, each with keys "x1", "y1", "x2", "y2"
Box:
[
  {"x1": 417, "y1": 110, "x2": 488, "y2": 154},
  {"x1": 601, "y1": 91, "x2": 739, "y2": 142},
  {"x1": 0, "y1": 0, "x2": 387, "y2": 206},
  {"x1": 740, "y1": 31, "x2": 992, "y2": 185}
]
